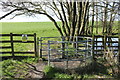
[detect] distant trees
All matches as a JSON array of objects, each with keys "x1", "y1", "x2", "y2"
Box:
[
  {"x1": 92, "y1": 1, "x2": 119, "y2": 35},
  {"x1": 0, "y1": 0, "x2": 119, "y2": 39}
]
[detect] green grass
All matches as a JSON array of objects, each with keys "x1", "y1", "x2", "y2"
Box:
[
  {"x1": 1, "y1": 22, "x2": 60, "y2": 37},
  {"x1": 1, "y1": 57, "x2": 39, "y2": 78},
  {"x1": 0, "y1": 21, "x2": 118, "y2": 37},
  {"x1": 0, "y1": 22, "x2": 61, "y2": 55},
  {"x1": 43, "y1": 61, "x2": 113, "y2": 79}
]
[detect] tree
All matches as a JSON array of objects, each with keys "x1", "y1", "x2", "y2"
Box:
[
  {"x1": 1, "y1": 0, "x2": 119, "y2": 37},
  {"x1": 0, "y1": 0, "x2": 90, "y2": 41}
]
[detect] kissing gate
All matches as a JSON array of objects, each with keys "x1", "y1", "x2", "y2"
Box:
[
  {"x1": 39, "y1": 35, "x2": 119, "y2": 66},
  {"x1": 39, "y1": 36, "x2": 93, "y2": 66}
]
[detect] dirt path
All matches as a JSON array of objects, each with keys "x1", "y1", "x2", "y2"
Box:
[{"x1": 26, "y1": 61, "x2": 47, "y2": 79}]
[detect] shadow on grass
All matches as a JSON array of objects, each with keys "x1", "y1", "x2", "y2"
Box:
[
  {"x1": 43, "y1": 61, "x2": 110, "y2": 79},
  {"x1": 1, "y1": 56, "x2": 35, "y2": 61},
  {"x1": 74, "y1": 61, "x2": 108, "y2": 76}
]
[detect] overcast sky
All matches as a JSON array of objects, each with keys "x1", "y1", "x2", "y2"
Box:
[
  {"x1": 0, "y1": 12, "x2": 54, "y2": 22},
  {"x1": 0, "y1": 0, "x2": 119, "y2": 22}
]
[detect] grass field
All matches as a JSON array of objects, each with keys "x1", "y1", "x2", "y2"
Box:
[
  {"x1": 0, "y1": 22, "x2": 62, "y2": 57},
  {"x1": 1, "y1": 21, "x2": 118, "y2": 36},
  {"x1": 1, "y1": 22, "x2": 60, "y2": 37}
]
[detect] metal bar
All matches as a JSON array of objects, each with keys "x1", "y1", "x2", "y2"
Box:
[
  {"x1": 48, "y1": 40, "x2": 50, "y2": 66},
  {"x1": 66, "y1": 42, "x2": 68, "y2": 69},
  {"x1": 76, "y1": 36, "x2": 78, "y2": 58},
  {"x1": 61, "y1": 37, "x2": 65, "y2": 58},
  {"x1": 94, "y1": 50, "x2": 118, "y2": 52}
]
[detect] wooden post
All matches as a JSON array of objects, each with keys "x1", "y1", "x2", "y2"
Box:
[
  {"x1": 10, "y1": 33, "x2": 14, "y2": 58},
  {"x1": 36, "y1": 37, "x2": 39, "y2": 58},
  {"x1": 95, "y1": 37, "x2": 97, "y2": 54},
  {"x1": 118, "y1": 36, "x2": 120, "y2": 80},
  {"x1": 118, "y1": 35, "x2": 120, "y2": 66},
  {"x1": 92, "y1": 35, "x2": 95, "y2": 61},
  {"x1": 103, "y1": 35, "x2": 107, "y2": 52},
  {"x1": 40, "y1": 38, "x2": 42, "y2": 58},
  {"x1": 34, "y1": 33, "x2": 37, "y2": 57}
]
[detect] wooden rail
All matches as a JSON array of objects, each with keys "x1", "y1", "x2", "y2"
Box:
[
  {"x1": 92, "y1": 35, "x2": 119, "y2": 57},
  {"x1": 0, "y1": 33, "x2": 37, "y2": 57}
]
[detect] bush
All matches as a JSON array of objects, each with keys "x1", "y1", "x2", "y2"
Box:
[{"x1": 103, "y1": 49, "x2": 120, "y2": 78}]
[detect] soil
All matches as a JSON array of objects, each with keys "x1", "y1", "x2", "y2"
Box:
[
  {"x1": 25, "y1": 60, "x2": 83, "y2": 79},
  {"x1": 25, "y1": 61, "x2": 47, "y2": 79}
]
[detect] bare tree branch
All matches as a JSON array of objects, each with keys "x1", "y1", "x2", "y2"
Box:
[{"x1": 0, "y1": 9, "x2": 22, "y2": 20}]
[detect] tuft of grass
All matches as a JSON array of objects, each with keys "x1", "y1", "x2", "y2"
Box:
[{"x1": 21, "y1": 57, "x2": 39, "y2": 63}]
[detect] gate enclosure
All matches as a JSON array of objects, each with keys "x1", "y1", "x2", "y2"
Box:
[
  {"x1": 0, "y1": 33, "x2": 37, "y2": 57},
  {"x1": 39, "y1": 35, "x2": 119, "y2": 61}
]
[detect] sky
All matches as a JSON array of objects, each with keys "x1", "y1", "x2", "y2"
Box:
[
  {"x1": 0, "y1": 12, "x2": 53, "y2": 22},
  {"x1": 0, "y1": 0, "x2": 119, "y2": 22}
]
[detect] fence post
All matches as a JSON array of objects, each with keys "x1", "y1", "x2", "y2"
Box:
[
  {"x1": 40, "y1": 38, "x2": 42, "y2": 58},
  {"x1": 103, "y1": 35, "x2": 107, "y2": 52},
  {"x1": 95, "y1": 36, "x2": 97, "y2": 54},
  {"x1": 10, "y1": 33, "x2": 14, "y2": 58},
  {"x1": 36, "y1": 37, "x2": 39, "y2": 58},
  {"x1": 92, "y1": 35, "x2": 95, "y2": 61},
  {"x1": 118, "y1": 35, "x2": 120, "y2": 69},
  {"x1": 34, "y1": 33, "x2": 37, "y2": 57}
]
